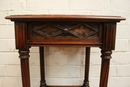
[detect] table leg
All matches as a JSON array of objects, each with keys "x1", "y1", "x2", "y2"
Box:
[
  {"x1": 83, "y1": 47, "x2": 90, "y2": 87},
  {"x1": 39, "y1": 47, "x2": 46, "y2": 87},
  {"x1": 19, "y1": 50, "x2": 30, "y2": 87},
  {"x1": 99, "y1": 50, "x2": 112, "y2": 87}
]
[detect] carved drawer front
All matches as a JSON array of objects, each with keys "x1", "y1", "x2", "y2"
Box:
[{"x1": 28, "y1": 22, "x2": 103, "y2": 45}]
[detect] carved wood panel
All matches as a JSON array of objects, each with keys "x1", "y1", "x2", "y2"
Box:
[{"x1": 29, "y1": 23, "x2": 101, "y2": 39}]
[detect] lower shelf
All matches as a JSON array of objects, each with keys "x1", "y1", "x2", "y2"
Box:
[{"x1": 47, "y1": 86, "x2": 82, "y2": 87}]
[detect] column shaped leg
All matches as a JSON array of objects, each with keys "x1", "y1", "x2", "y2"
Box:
[
  {"x1": 99, "y1": 50, "x2": 112, "y2": 87},
  {"x1": 83, "y1": 47, "x2": 90, "y2": 87},
  {"x1": 19, "y1": 50, "x2": 30, "y2": 87},
  {"x1": 39, "y1": 47, "x2": 46, "y2": 87}
]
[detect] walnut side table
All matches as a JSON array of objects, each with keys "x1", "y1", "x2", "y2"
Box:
[{"x1": 5, "y1": 15, "x2": 125, "y2": 87}]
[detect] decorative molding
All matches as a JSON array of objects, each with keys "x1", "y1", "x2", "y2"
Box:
[{"x1": 31, "y1": 23, "x2": 99, "y2": 39}]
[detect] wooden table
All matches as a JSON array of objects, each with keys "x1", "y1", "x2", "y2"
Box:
[{"x1": 5, "y1": 15, "x2": 125, "y2": 87}]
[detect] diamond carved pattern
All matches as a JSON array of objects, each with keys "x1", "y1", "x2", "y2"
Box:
[
  {"x1": 33, "y1": 24, "x2": 62, "y2": 38},
  {"x1": 68, "y1": 23, "x2": 98, "y2": 38},
  {"x1": 32, "y1": 23, "x2": 99, "y2": 38}
]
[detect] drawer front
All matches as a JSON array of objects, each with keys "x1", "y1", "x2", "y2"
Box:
[{"x1": 28, "y1": 22, "x2": 103, "y2": 46}]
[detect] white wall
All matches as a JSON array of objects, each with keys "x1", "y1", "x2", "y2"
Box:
[{"x1": 0, "y1": 0, "x2": 130, "y2": 87}]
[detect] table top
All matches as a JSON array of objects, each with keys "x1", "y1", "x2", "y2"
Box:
[{"x1": 5, "y1": 15, "x2": 126, "y2": 22}]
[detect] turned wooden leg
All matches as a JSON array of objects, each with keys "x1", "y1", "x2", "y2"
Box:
[
  {"x1": 83, "y1": 47, "x2": 90, "y2": 87},
  {"x1": 19, "y1": 50, "x2": 30, "y2": 87},
  {"x1": 99, "y1": 50, "x2": 112, "y2": 87},
  {"x1": 39, "y1": 47, "x2": 46, "y2": 87}
]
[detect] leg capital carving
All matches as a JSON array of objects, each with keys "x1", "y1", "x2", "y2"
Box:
[
  {"x1": 101, "y1": 50, "x2": 112, "y2": 59},
  {"x1": 19, "y1": 50, "x2": 30, "y2": 59}
]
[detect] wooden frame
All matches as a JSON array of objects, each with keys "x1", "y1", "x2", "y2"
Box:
[{"x1": 5, "y1": 15, "x2": 125, "y2": 87}]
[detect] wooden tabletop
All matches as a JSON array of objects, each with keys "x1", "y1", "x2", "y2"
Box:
[{"x1": 5, "y1": 15, "x2": 126, "y2": 22}]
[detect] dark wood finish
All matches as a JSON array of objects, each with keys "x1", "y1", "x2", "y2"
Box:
[
  {"x1": 39, "y1": 47, "x2": 46, "y2": 87},
  {"x1": 100, "y1": 50, "x2": 112, "y2": 87},
  {"x1": 27, "y1": 22, "x2": 102, "y2": 46},
  {"x1": 5, "y1": 15, "x2": 125, "y2": 22},
  {"x1": 15, "y1": 22, "x2": 28, "y2": 50},
  {"x1": 19, "y1": 50, "x2": 30, "y2": 87},
  {"x1": 83, "y1": 47, "x2": 90, "y2": 87},
  {"x1": 15, "y1": 21, "x2": 31, "y2": 87},
  {"x1": 102, "y1": 23, "x2": 117, "y2": 50},
  {"x1": 31, "y1": 23, "x2": 99, "y2": 38},
  {"x1": 5, "y1": 15, "x2": 125, "y2": 87}
]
